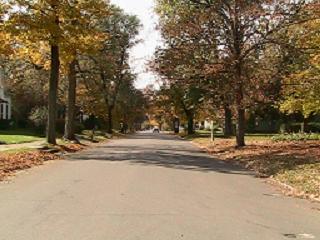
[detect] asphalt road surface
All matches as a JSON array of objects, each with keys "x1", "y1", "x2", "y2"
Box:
[{"x1": 0, "y1": 133, "x2": 319, "y2": 240}]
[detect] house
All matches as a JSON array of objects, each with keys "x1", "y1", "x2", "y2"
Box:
[{"x1": 0, "y1": 67, "x2": 12, "y2": 120}]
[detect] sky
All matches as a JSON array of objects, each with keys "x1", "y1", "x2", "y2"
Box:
[{"x1": 110, "y1": 0, "x2": 162, "y2": 89}]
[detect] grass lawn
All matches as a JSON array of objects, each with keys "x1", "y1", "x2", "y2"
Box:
[
  {"x1": 0, "y1": 129, "x2": 44, "y2": 145},
  {"x1": 0, "y1": 128, "x2": 112, "y2": 146}
]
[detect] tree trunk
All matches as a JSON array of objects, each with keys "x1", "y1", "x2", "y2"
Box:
[
  {"x1": 47, "y1": 44, "x2": 60, "y2": 145},
  {"x1": 236, "y1": 107, "x2": 246, "y2": 147},
  {"x1": 107, "y1": 106, "x2": 113, "y2": 134},
  {"x1": 64, "y1": 59, "x2": 77, "y2": 141},
  {"x1": 187, "y1": 113, "x2": 194, "y2": 135},
  {"x1": 224, "y1": 106, "x2": 233, "y2": 137},
  {"x1": 235, "y1": 62, "x2": 246, "y2": 147},
  {"x1": 301, "y1": 117, "x2": 308, "y2": 133}
]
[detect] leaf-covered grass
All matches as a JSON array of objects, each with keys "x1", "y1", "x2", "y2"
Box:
[
  {"x1": 1, "y1": 148, "x2": 37, "y2": 154},
  {"x1": 181, "y1": 130, "x2": 277, "y2": 141},
  {"x1": 0, "y1": 129, "x2": 44, "y2": 144},
  {"x1": 0, "y1": 141, "x2": 94, "y2": 181},
  {"x1": 191, "y1": 137, "x2": 320, "y2": 201},
  {"x1": 276, "y1": 163, "x2": 320, "y2": 198}
]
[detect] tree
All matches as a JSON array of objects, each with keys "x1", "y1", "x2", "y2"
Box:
[
  {"x1": 5, "y1": 59, "x2": 49, "y2": 126},
  {"x1": 155, "y1": 0, "x2": 311, "y2": 146},
  {"x1": 280, "y1": 16, "x2": 320, "y2": 131},
  {"x1": 114, "y1": 82, "x2": 148, "y2": 132},
  {"x1": 61, "y1": 1, "x2": 109, "y2": 141},
  {"x1": 0, "y1": 2, "x2": 13, "y2": 56},
  {"x1": 78, "y1": 7, "x2": 141, "y2": 134},
  {"x1": 7, "y1": 0, "x2": 109, "y2": 144},
  {"x1": 151, "y1": 80, "x2": 204, "y2": 135}
]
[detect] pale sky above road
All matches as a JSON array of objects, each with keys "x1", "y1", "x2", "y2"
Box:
[{"x1": 110, "y1": 0, "x2": 162, "y2": 89}]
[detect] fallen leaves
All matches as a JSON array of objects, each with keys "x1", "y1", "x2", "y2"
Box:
[
  {"x1": 0, "y1": 143, "x2": 87, "y2": 181},
  {"x1": 0, "y1": 151, "x2": 59, "y2": 181},
  {"x1": 193, "y1": 138, "x2": 320, "y2": 201}
]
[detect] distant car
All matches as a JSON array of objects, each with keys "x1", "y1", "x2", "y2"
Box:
[{"x1": 153, "y1": 126, "x2": 160, "y2": 133}]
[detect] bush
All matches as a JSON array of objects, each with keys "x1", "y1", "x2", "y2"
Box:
[
  {"x1": 0, "y1": 119, "x2": 11, "y2": 130},
  {"x1": 272, "y1": 132, "x2": 320, "y2": 142},
  {"x1": 28, "y1": 107, "x2": 86, "y2": 135},
  {"x1": 57, "y1": 120, "x2": 84, "y2": 134},
  {"x1": 28, "y1": 106, "x2": 48, "y2": 134},
  {"x1": 56, "y1": 119, "x2": 65, "y2": 134},
  {"x1": 54, "y1": 119, "x2": 85, "y2": 134},
  {"x1": 308, "y1": 122, "x2": 320, "y2": 133},
  {"x1": 283, "y1": 122, "x2": 320, "y2": 133},
  {"x1": 83, "y1": 116, "x2": 102, "y2": 130},
  {"x1": 75, "y1": 122, "x2": 85, "y2": 134}
]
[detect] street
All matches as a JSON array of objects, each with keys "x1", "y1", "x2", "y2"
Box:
[{"x1": 0, "y1": 133, "x2": 319, "y2": 240}]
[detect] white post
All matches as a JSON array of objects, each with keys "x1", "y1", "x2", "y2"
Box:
[{"x1": 211, "y1": 121, "x2": 214, "y2": 143}]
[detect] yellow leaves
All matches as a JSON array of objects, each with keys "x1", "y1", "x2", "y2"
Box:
[
  {"x1": 14, "y1": 40, "x2": 51, "y2": 69},
  {"x1": 7, "y1": 0, "x2": 110, "y2": 47},
  {"x1": 3, "y1": 0, "x2": 111, "y2": 72},
  {"x1": 0, "y1": 32, "x2": 14, "y2": 55},
  {"x1": 280, "y1": 13, "x2": 320, "y2": 118}
]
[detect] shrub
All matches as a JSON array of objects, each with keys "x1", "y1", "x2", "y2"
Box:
[
  {"x1": 55, "y1": 119, "x2": 84, "y2": 134},
  {"x1": 28, "y1": 106, "x2": 48, "y2": 134},
  {"x1": 272, "y1": 132, "x2": 320, "y2": 142},
  {"x1": 308, "y1": 122, "x2": 320, "y2": 133},
  {"x1": 57, "y1": 120, "x2": 84, "y2": 134},
  {"x1": 75, "y1": 123, "x2": 85, "y2": 134},
  {"x1": 0, "y1": 119, "x2": 11, "y2": 130},
  {"x1": 283, "y1": 122, "x2": 320, "y2": 133},
  {"x1": 56, "y1": 119, "x2": 65, "y2": 134}
]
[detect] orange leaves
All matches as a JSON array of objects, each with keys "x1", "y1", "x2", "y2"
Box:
[
  {"x1": 0, "y1": 151, "x2": 59, "y2": 180},
  {"x1": 0, "y1": 142, "x2": 88, "y2": 181}
]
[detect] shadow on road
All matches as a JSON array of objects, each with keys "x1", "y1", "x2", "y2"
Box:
[{"x1": 67, "y1": 133, "x2": 253, "y2": 176}]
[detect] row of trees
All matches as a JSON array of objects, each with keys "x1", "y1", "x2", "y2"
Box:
[
  {"x1": 151, "y1": 0, "x2": 320, "y2": 146},
  {"x1": 1, "y1": 1, "x2": 147, "y2": 144}
]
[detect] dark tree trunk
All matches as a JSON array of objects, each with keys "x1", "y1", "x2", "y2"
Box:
[
  {"x1": 236, "y1": 107, "x2": 246, "y2": 147},
  {"x1": 187, "y1": 113, "x2": 194, "y2": 135},
  {"x1": 301, "y1": 117, "x2": 308, "y2": 133},
  {"x1": 64, "y1": 59, "x2": 77, "y2": 141},
  {"x1": 47, "y1": 44, "x2": 60, "y2": 145},
  {"x1": 107, "y1": 106, "x2": 113, "y2": 134},
  {"x1": 233, "y1": 2, "x2": 246, "y2": 147},
  {"x1": 235, "y1": 62, "x2": 246, "y2": 147},
  {"x1": 224, "y1": 106, "x2": 233, "y2": 137}
]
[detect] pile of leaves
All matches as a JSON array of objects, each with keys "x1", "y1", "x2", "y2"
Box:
[
  {"x1": 0, "y1": 143, "x2": 88, "y2": 181},
  {"x1": 193, "y1": 138, "x2": 320, "y2": 201},
  {"x1": 0, "y1": 151, "x2": 59, "y2": 181},
  {"x1": 59, "y1": 143, "x2": 87, "y2": 153}
]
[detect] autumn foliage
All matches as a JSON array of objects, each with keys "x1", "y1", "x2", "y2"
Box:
[{"x1": 152, "y1": 0, "x2": 320, "y2": 147}]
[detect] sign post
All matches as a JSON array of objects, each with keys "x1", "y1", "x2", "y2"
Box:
[{"x1": 211, "y1": 121, "x2": 215, "y2": 143}]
